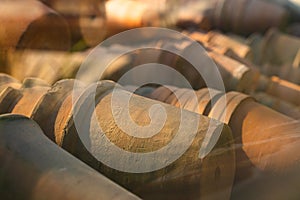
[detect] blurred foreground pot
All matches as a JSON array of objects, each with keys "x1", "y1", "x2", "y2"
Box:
[{"x1": 0, "y1": 114, "x2": 139, "y2": 200}]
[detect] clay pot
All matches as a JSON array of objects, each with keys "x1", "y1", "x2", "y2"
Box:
[{"x1": 0, "y1": 0, "x2": 70, "y2": 50}]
